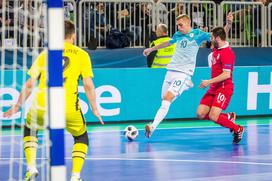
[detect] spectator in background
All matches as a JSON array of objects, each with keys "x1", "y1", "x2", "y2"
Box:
[
  {"x1": 0, "y1": 0, "x2": 13, "y2": 28},
  {"x1": 169, "y1": 3, "x2": 186, "y2": 34},
  {"x1": 189, "y1": 2, "x2": 208, "y2": 31},
  {"x1": 131, "y1": 3, "x2": 151, "y2": 46},
  {"x1": 0, "y1": 0, "x2": 14, "y2": 44},
  {"x1": 18, "y1": 0, "x2": 45, "y2": 47},
  {"x1": 253, "y1": 0, "x2": 269, "y2": 46},
  {"x1": 64, "y1": 2, "x2": 75, "y2": 22},
  {"x1": 131, "y1": 2, "x2": 151, "y2": 30},
  {"x1": 116, "y1": 3, "x2": 130, "y2": 29},
  {"x1": 88, "y1": 2, "x2": 110, "y2": 46},
  {"x1": 148, "y1": 0, "x2": 168, "y2": 31},
  {"x1": 147, "y1": 23, "x2": 175, "y2": 68},
  {"x1": 212, "y1": 0, "x2": 224, "y2": 4}
]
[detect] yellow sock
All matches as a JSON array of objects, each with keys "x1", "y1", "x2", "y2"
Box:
[
  {"x1": 72, "y1": 143, "x2": 88, "y2": 173},
  {"x1": 23, "y1": 136, "x2": 38, "y2": 168}
]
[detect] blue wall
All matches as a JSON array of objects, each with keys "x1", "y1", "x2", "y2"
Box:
[
  {"x1": 2, "y1": 48, "x2": 272, "y2": 69},
  {"x1": 88, "y1": 48, "x2": 272, "y2": 67},
  {"x1": 1, "y1": 66, "x2": 271, "y2": 124}
]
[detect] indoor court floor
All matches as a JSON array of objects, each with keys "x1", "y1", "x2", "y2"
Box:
[{"x1": 1, "y1": 116, "x2": 272, "y2": 181}]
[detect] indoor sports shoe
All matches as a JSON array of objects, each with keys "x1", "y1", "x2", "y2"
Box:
[
  {"x1": 23, "y1": 168, "x2": 38, "y2": 181},
  {"x1": 229, "y1": 112, "x2": 236, "y2": 133},
  {"x1": 70, "y1": 176, "x2": 83, "y2": 181},
  {"x1": 233, "y1": 126, "x2": 244, "y2": 144},
  {"x1": 145, "y1": 124, "x2": 153, "y2": 138}
]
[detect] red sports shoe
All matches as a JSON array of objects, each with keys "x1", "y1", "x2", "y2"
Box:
[{"x1": 233, "y1": 125, "x2": 244, "y2": 144}]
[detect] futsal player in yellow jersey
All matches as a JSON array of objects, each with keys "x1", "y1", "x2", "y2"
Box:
[{"x1": 4, "y1": 20, "x2": 103, "y2": 181}]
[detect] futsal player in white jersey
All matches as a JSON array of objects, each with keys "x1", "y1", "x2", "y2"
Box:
[{"x1": 143, "y1": 13, "x2": 233, "y2": 138}]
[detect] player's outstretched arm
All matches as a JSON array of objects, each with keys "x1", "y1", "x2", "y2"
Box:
[
  {"x1": 143, "y1": 41, "x2": 170, "y2": 57},
  {"x1": 83, "y1": 76, "x2": 104, "y2": 125},
  {"x1": 3, "y1": 77, "x2": 36, "y2": 118}
]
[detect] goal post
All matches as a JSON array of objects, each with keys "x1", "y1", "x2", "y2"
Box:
[
  {"x1": 0, "y1": 0, "x2": 66, "y2": 180},
  {"x1": 47, "y1": 0, "x2": 66, "y2": 180}
]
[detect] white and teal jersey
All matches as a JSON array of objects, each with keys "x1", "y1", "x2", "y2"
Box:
[{"x1": 167, "y1": 29, "x2": 210, "y2": 75}]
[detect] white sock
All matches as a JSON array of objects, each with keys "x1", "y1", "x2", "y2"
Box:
[
  {"x1": 71, "y1": 172, "x2": 80, "y2": 179},
  {"x1": 27, "y1": 166, "x2": 37, "y2": 173},
  {"x1": 152, "y1": 100, "x2": 171, "y2": 131}
]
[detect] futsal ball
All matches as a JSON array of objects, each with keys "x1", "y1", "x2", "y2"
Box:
[{"x1": 124, "y1": 125, "x2": 138, "y2": 141}]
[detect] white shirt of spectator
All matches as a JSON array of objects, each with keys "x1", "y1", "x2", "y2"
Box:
[
  {"x1": 64, "y1": 2, "x2": 74, "y2": 20},
  {"x1": 192, "y1": 12, "x2": 205, "y2": 27},
  {"x1": 148, "y1": 0, "x2": 168, "y2": 30},
  {"x1": 18, "y1": 3, "x2": 46, "y2": 30}
]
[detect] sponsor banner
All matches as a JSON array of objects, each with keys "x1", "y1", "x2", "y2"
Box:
[{"x1": 1, "y1": 66, "x2": 271, "y2": 123}]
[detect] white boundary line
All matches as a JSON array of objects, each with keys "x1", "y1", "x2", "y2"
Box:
[
  {"x1": 0, "y1": 123, "x2": 271, "y2": 137},
  {"x1": 0, "y1": 157, "x2": 272, "y2": 166}
]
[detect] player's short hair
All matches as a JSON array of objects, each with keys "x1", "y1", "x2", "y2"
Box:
[
  {"x1": 157, "y1": 23, "x2": 168, "y2": 34},
  {"x1": 212, "y1": 27, "x2": 226, "y2": 41},
  {"x1": 176, "y1": 14, "x2": 190, "y2": 21},
  {"x1": 65, "y1": 20, "x2": 75, "y2": 39}
]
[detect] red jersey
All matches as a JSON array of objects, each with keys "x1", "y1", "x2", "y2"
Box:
[{"x1": 209, "y1": 42, "x2": 235, "y2": 92}]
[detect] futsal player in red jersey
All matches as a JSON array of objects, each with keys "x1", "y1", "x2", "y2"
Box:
[{"x1": 197, "y1": 27, "x2": 244, "y2": 144}]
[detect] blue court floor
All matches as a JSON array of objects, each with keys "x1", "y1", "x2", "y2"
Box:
[{"x1": 1, "y1": 117, "x2": 272, "y2": 181}]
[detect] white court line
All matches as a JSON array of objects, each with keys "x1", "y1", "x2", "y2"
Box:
[
  {"x1": 0, "y1": 157, "x2": 272, "y2": 166},
  {"x1": 1, "y1": 123, "x2": 271, "y2": 137}
]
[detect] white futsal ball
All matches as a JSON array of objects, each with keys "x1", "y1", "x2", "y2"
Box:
[{"x1": 124, "y1": 125, "x2": 138, "y2": 141}]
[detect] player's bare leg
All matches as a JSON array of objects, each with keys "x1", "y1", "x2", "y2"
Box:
[
  {"x1": 145, "y1": 91, "x2": 175, "y2": 138},
  {"x1": 208, "y1": 107, "x2": 222, "y2": 123},
  {"x1": 196, "y1": 104, "x2": 211, "y2": 120}
]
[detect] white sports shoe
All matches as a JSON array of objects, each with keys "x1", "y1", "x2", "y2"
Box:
[
  {"x1": 145, "y1": 123, "x2": 153, "y2": 138},
  {"x1": 24, "y1": 168, "x2": 38, "y2": 181},
  {"x1": 70, "y1": 175, "x2": 83, "y2": 181}
]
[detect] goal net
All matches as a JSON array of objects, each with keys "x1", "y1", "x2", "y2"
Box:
[{"x1": 0, "y1": 0, "x2": 64, "y2": 180}]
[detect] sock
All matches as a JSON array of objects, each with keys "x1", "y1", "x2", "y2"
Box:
[
  {"x1": 28, "y1": 166, "x2": 37, "y2": 172},
  {"x1": 72, "y1": 143, "x2": 88, "y2": 174},
  {"x1": 23, "y1": 136, "x2": 38, "y2": 169},
  {"x1": 71, "y1": 172, "x2": 80, "y2": 179},
  {"x1": 221, "y1": 113, "x2": 230, "y2": 119},
  {"x1": 152, "y1": 100, "x2": 171, "y2": 130},
  {"x1": 216, "y1": 113, "x2": 239, "y2": 132}
]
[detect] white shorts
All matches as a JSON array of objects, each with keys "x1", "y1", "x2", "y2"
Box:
[{"x1": 161, "y1": 70, "x2": 193, "y2": 99}]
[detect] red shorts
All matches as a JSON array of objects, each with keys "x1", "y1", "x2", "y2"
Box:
[{"x1": 200, "y1": 87, "x2": 233, "y2": 110}]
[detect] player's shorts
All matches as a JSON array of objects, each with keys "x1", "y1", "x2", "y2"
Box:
[
  {"x1": 26, "y1": 108, "x2": 87, "y2": 137},
  {"x1": 65, "y1": 110, "x2": 87, "y2": 137},
  {"x1": 26, "y1": 108, "x2": 46, "y2": 130},
  {"x1": 161, "y1": 70, "x2": 193, "y2": 98},
  {"x1": 200, "y1": 86, "x2": 233, "y2": 110}
]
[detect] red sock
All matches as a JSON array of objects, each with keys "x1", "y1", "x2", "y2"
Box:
[
  {"x1": 216, "y1": 113, "x2": 239, "y2": 132},
  {"x1": 220, "y1": 113, "x2": 229, "y2": 119}
]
